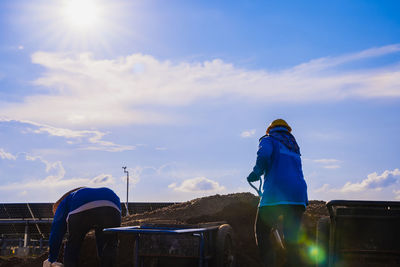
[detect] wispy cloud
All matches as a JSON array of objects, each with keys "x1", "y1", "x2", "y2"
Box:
[
  {"x1": 0, "y1": 147, "x2": 235, "y2": 201},
  {"x1": 90, "y1": 174, "x2": 115, "y2": 184},
  {"x1": 0, "y1": 148, "x2": 65, "y2": 183},
  {"x1": 0, "y1": 45, "x2": 399, "y2": 127},
  {"x1": 241, "y1": 129, "x2": 256, "y2": 138},
  {"x1": 313, "y1": 159, "x2": 340, "y2": 164},
  {"x1": 323, "y1": 165, "x2": 341, "y2": 169},
  {"x1": 0, "y1": 175, "x2": 115, "y2": 198},
  {"x1": 394, "y1": 189, "x2": 400, "y2": 200},
  {"x1": 119, "y1": 166, "x2": 144, "y2": 187},
  {"x1": 292, "y1": 44, "x2": 400, "y2": 73},
  {"x1": 310, "y1": 158, "x2": 342, "y2": 169},
  {"x1": 0, "y1": 148, "x2": 16, "y2": 160},
  {"x1": 0, "y1": 118, "x2": 134, "y2": 152},
  {"x1": 314, "y1": 184, "x2": 330, "y2": 193},
  {"x1": 168, "y1": 177, "x2": 225, "y2": 193},
  {"x1": 0, "y1": 149, "x2": 116, "y2": 200},
  {"x1": 25, "y1": 155, "x2": 66, "y2": 182}
]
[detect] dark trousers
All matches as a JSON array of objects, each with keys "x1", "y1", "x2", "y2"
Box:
[
  {"x1": 64, "y1": 207, "x2": 121, "y2": 267},
  {"x1": 255, "y1": 205, "x2": 304, "y2": 267}
]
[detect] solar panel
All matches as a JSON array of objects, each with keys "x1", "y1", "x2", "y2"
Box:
[
  {"x1": 27, "y1": 203, "x2": 53, "y2": 219},
  {"x1": 0, "y1": 202, "x2": 178, "y2": 239},
  {"x1": 1, "y1": 204, "x2": 31, "y2": 219}
]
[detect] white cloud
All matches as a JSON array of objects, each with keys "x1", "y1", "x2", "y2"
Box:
[
  {"x1": 314, "y1": 184, "x2": 330, "y2": 193},
  {"x1": 241, "y1": 129, "x2": 256, "y2": 138},
  {"x1": 0, "y1": 175, "x2": 115, "y2": 200},
  {"x1": 292, "y1": 44, "x2": 400, "y2": 73},
  {"x1": 26, "y1": 154, "x2": 59, "y2": 172},
  {"x1": 313, "y1": 159, "x2": 341, "y2": 164},
  {"x1": 1, "y1": 45, "x2": 400, "y2": 127},
  {"x1": 0, "y1": 148, "x2": 66, "y2": 182},
  {"x1": 0, "y1": 174, "x2": 116, "y2": 202},
  {"x1": 0, "y1": 152, "x2": 66, "y2": 185},
  {"x1": 323, "y1": 165, "x2": 341, "y2": 169},
  {"x1": 119, "y1": 165, "x2": 149, "y2": 187},
  {"x1": 32, "y1": 122, "x2": 135, "y2": 152},
  {"x1": 168, "y1": 176, "x2": 225, "y2": 193},
  {"x1": 90, "y1": 174, "x2": 115, "y2": 184},
  {"x1": 0, "y1": 118, "x2": 134, "y2": 152},
  {"x1": 0, "y1": 148, "x2": 17, "y2": 160},
  {"x1": 314, "y1": 169, "x2": 400, "y2": 200},
  {"x1": 311, "y1": 158, "x2": 342, "y2": 169},
  {"x1": 338, "y1": 169, "x2": 400, "y2": 193},
  {"x1": 394, "y1": 190, "x2": 400, "y2": 200},
  {"x1": 0, "y1": 149, "x2": 115, "y2": 195}
]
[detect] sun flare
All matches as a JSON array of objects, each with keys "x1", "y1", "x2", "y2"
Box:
[
  {"x1": 22, "y1": 0, "x2": 128, "y2": 52},
  {"x1": 62, "y1": 0, "x2": 103, "y2": 30}
]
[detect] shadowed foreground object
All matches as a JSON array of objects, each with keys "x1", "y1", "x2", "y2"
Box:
[{"x1": 1, "y1": 194, "x2": 329, "y2": 267}]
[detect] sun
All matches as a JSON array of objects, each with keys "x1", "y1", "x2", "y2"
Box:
[
  {"x1": 62, "y1": 0, "x2": 103, "y2": 30},
  {"x1": 21, "y1": 0, "x2": 129, "y2": 52}
]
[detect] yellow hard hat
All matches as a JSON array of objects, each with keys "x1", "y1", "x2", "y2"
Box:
[{"x1": 266, "y1": 119, "x2": 292, "y2": 134}]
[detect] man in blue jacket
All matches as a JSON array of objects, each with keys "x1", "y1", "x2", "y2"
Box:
[
  {"x1": 247, "y1": 119, "x2": 308, "y2": 267},
  {"x1": 45, "y1": 187, "x2": 121, "y2": 267}
]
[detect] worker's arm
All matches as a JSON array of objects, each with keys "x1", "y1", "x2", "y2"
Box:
[
  {"x1": 48, "y1": 199, "x2": 68, "y2": 262},
  {"x1": 252, "y1": 137, "x2": 273, "y2": 176}
]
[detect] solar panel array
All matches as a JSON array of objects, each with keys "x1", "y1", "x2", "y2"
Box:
[
  {"x1": 0, "y1": 203, "x2": 53, "y2": 240},
  {"x1": 0, "y1": 202, "x2": 178, "y2": 241},
  {"x1": 0, "y1": 203, "x2": 53, "y2": 220}
]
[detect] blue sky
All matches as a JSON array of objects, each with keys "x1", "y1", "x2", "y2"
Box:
[{"x1": 0, "y1": 0, "x2": 400, "y2": 203}]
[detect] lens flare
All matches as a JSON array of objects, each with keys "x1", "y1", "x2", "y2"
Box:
[
  {"x1": 308, "y1": 244, "x2": 326, "y2": 264},
  {"x1": 298, "y1": 232, "x2": 327, "y2": 265}
]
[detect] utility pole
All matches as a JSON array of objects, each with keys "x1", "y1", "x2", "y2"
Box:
[{"x1": 122, "y1": 166, "x2": 129, "y2": 216}]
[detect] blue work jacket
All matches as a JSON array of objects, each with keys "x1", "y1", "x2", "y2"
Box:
[
  {"x1": 252, "y1": 127, "x2": 308, "y2": 207},
  {"x1": 48, "y1": 187, "x2": 121, "y2": 262}
]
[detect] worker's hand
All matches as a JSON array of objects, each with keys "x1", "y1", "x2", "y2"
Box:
[
  {"x1": 43, "y1": 259, "x2": 51, "y2": 267},
  {"x1": 247, "y1": 171, "x2": 260, "y2": 182},
  {"x1": 51, "y1": 262, "x2": 64, "y2": 267}
]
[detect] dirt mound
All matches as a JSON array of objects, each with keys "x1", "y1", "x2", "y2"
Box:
[
  {"x1": 118, "y1": 193, "x2": 261, "y2": 267},
  {"x1": 0, "y1": 254, "x2": 47, "y2": 267},
  {"x1": 116, "y1": 194, "x2": 328, "y2": 267},
  {"x1": 0, "y1": 193, "x2": 328, "y2": 267}
]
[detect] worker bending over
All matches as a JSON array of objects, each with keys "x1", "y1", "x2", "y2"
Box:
[
  {"x1": 43, "y1": 187, "x2": 121, "y2": 267},
  {"x1": 247, "y1": 119, "x2": 308, "y2": 267}
]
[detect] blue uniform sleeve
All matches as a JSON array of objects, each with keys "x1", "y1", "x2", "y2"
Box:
[
  {"x1": 252, "y1": 137, "x2": 273, "y2": 176},
  {"x1": 48, "y1": 198, "x2": 69, "y2": 262}
]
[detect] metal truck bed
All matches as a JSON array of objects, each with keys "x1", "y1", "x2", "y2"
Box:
[{"x1": 104, "y1": 221, "x2": 235, "y2": 267}]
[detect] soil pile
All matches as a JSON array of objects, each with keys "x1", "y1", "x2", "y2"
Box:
[
  {"x1": 0, "y1": 193, "x2": 328, "y2": 267},
  {"x1": 0, "y1": 254, "x2": 47, "y2": 267}
]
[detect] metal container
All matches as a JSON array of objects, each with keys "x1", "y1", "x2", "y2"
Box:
[
  {"x1": 104, "y1": 221, "x2": 235, "y2": 267},
  {"x1": 317, "y1": 200, "x2": 400, "y2": 267}
]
